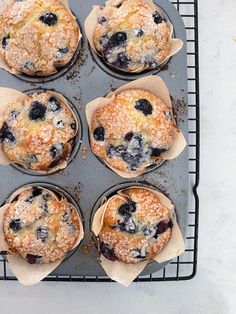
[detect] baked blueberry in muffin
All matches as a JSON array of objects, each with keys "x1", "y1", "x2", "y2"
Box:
[
  {"x1": 0, "y1": 0, "x2": 80, "y2": 76},
  {"x1": 89, "y1": 88, "x2": 175, "y2": 175},
  {"x1": 0, "y1": 92, "x2": 78, "y2": 172},
  {"x1": 86, "y1": 0, "x2": 182, "y2": 73},
  {"x1": 97, "y1": 187, "x2": 172, "y2": 264},
  {"x1": 3, "y1": 186, "x2": 81, "y2": 264}
]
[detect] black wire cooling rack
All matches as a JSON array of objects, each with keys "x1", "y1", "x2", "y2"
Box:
[{"x1": 0, "y1": 0, "x2": 200, "y2": 283}]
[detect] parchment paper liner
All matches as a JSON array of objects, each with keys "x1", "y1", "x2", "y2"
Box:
[
  {"x1": 84, "y1": 0, "x2": 183, "y2": 73},
  {"x1": 0, "y1": 185, "x2": 84, "y2": 285},
  {"x1": 0, "y1": 0, "x2": 82, "y2": 76},
  {"x1": 92, "y1": 185, "x2": 185, "y2": 286},
  {"x1": 86, "y1": 75, "x2": 187, "y2": 178},
  {"x1": 0, "y1": 87, "x2": 79, "y2": 174}
]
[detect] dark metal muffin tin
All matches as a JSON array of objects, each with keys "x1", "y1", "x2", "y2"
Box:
[{"x1": 0, "y1": 0, "x2": 188, "y2": 277}]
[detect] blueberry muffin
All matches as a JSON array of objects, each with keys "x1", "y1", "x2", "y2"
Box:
[
  {"x1": 90, "y1": 89, "x2": 175, "y2": 174},
  {"x1": 0, "y1": 0, "x2": 80, "y2": 76},
  {"x1": 0, "y1": 92, "x2": 78, "y2": 172},
  {"x1": 97, "y1": 187, "x2": 172, "y2": 263},
  {"x1": 92, "y1": 0, "x2": 171, "y2": 72},
  {"x1": 3, "y1": 187, "x2": 81, "y2": 264}
]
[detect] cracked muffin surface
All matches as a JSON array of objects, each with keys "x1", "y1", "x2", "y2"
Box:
[
  {"x1": 93, "y1": 0, "x2": 171, "y2": 72},
  {"x1": 98, "y1": 188, "x2": 172, "y2": 264},
  {"x1": 90, "y1": 88, "x2": 175, "y2": 174},
  {"x1": 3, "y1": 187, "x2": 81, "y2": 264},
  {"x1": 0, "y1": 92, "x2": 77, "y2": 172},
  {"x1": 0, "y1": 0, "x2": 79, "y2": 76}
]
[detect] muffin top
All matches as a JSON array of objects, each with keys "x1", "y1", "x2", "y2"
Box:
[
  {"x1": 93, "y1": 0, "x2": 171, "y2": 72},
  {"x1": 0, "y1": 92, "x2": 77, "y2": 172},
  {"x1": 0, "y1": 0, "x2": 79, "y2": 76},
  {"x1": 3, "y1": 187, "x2": 81, "y2": 264},
  {"x1": 98, "y1": 188, "x2": 172, "y2": 264},
  {"x1": 90, "y1": 89, "x2": 175, "y2": 174}
]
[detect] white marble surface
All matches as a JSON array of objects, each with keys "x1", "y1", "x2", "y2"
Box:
[{"x1": 0, "y1": 0, "x2": 236, "y2": 313}]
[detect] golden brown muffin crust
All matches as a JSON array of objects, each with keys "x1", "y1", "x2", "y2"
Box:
[
  {"x1": 0, "y1": 92, "x2": 77, "y2": 172},
  {"x1": 3, "y1": 187, "x2": 81, "y2": 264},
  {"x1": 98, "y1": 188, "x2": 172, "y2": 263},
  {"x1": 93, "y1": 0, "x2": 171, "y2": 72},
  {"x1": 0, "y1": 0, "x2": 79, "y2": 75},
  {"x1": 91, "y1": 89, "x2": 175, "y2": 173}
]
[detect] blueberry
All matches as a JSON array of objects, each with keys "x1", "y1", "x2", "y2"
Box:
[
  {"x1": 38, "y1": 202, "x2": 48, "y2": 212},
  {"x1": 106, "y1": 134, "x2": 145, "y2": 170},
  {"x1": 108, "y1": 32, "x2": 127, "y2": 47},
  {"x1": 153, "y1": 220, "x2": 173, "y2": 239},
  {"x1": 106, "y1": 145, "x2": 116, "y2": 158},
  {"x1": 58, "y1": 47, "x2": 69, "y2": 54},
  {"x1": 55, "y1": 47, "x2": 69, "y2": 58},
  {"x1": 2, "y1": 35, "x2": 10, "y2": 50},
  {"x1": 118, "y1": 203, "x2": 131, "y2": 217},
  {"x1": 112, "y1": 52, "x2": 130, "y2": 69},
  {"x1": 39, "y1": 12, "x2": 58, "y2": 26},
  {"x1": 124, "y1": 132, "x2": 134, "y2": 142},
  {"x1": 25, "y1": 188, "x2": 42, "y2": 203},
  {"x1": 29, "y1": 101, "x2": 46, "y2": 121},
  {"x1": 0, "y1": 122, "x2": 15, "y2": 143},
  {"x1": 67, "y1": 222, "x2": 76, "y2": 233},
  {"x1": 70, "y1": 122, "x2": 76, "y2": 130},
  {"x1": 118, "y1": 201, "x2": 136, "y2": 216},
  {"x1": 8, "y1": 110, "x2": 20, "y2": 122},
  {"x1": 135, "y1": 99, "x2": 153, "y2": 116},
  {"x1": 122, "y1": 152, "x2": 142, "y2": 171},
  {"x1": 26, "y1": 254, "x2": 42, "y2": 264},
  {"x1": 118, "y1": 216, "x2": 136, "y2": 234},
  {"x1": 134, "y1": 29, "x2": 144, "y2": 37},
  {"x1": 153, "y1": 11, "x2": 164, "y2": 24},
  {"x1": 129, "y1": 134, "x2": 142, "y2": 153},
  {"x1": 50, "y1": 143, "x2": 64, "y2": 159},
  {"x1": 131, "y1": 248, "x2": 147, "y2": 259},
  {"x1": 122, "y1": 142, "x2": 143, "y2": 169},
  {"x1": 93, "y1": 126, "x2": 105, "y2": 141},
  {"x1": 56, "y1": 120, "x2": 64, "y2": 128},
  {"x1": 25, "y1": 196, "x2": 34, "y2": 203},
  {"x1": 9, "y1": 219, "x2": 21, "y2": 232},
  {"x1": 28, "y1": 154, "x2": 38, "y2": 163},
  {"x1": 24, "y1": 61, "x2": 35, "y2": 69},
  {"x1": 148, "y1": 60, "x2": 158, "y2": 68},
  {"x1": 114, "y1": 145, "x2": 126, "y2": 155},
  {"x1": 36, "y1": 227, "x2": 48, "y2": 242},
  {"x1": 100, "y1": 242, "x2": 117, "y2": 261},
  {"x1": 98, "y1": 16, "x2": 107, "y2": 24},
  {"x1": 32, "y1": 188, "x2": 42, "y2": 198},
  {"x1": 150, "y1": 147, "x2": 167, "y2": 157},
  {"x1": 48, "y1": 96, "x2": 61, "y2": 112},
  {"x1": 61, "y1": 211, "x2": 69, "y2": 223},
  {"x1": 100, "y1": 35, "x2": 109, "y2": 46},
  {"x1": 42, "y1": 193, "x2": 50, "y2": 202},
  {"x1": 142, "y1": 226, "x2": 156, "y2": 237},
  {"x1": 129, "y1": 201, "x2": 137, "y2": 213}
]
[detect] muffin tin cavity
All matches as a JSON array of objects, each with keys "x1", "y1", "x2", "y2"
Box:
[
  {"x1": 9, "y1": 89, "x2": 82, "y2": 176},
  {"x1": 4, "y1": 182, "x2": 84, "y2": 263},
  {"x1": 90, "y1": 181, "x2": 173, "y2": 273},
  {"x1": 88, "y1": 4, "x2": 173, "y2": 81}
]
